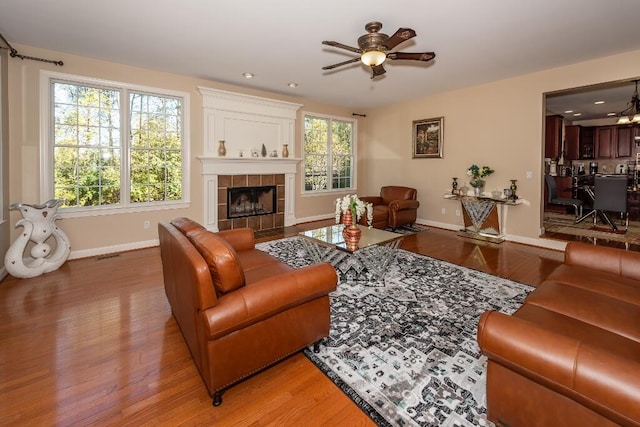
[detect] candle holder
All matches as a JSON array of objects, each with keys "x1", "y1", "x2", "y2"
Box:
[
  {"x1": 509, "y1": 179, "x2": 518, "y2": 200},
  {"x1": 451, "y1": 177, "x2": 459, "y2": 194}
]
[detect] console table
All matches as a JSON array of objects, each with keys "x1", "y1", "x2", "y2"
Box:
[{"x1": 444, "y1": 194, "x2": 522, "y2": 243}]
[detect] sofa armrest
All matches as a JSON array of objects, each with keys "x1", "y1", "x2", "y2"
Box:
[
  {"x1": 478, "y1": 310, "x2": 640, "y2": 425},
  {"x1": 202, "y1": 262, "x2": 337, "y2": 340},
  {"x1": 389, "y1": 199, "x2": 420, "y2": 211},
  {"x1": 359, "y1": 196, "x2": 383, "y2": 206},
  {"x1": 217, "y1": 227, "x2": 256, "y2": 252}
]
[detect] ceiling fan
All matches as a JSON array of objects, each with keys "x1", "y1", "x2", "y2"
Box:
[{"x1": 322, "y1": 21, "x2": 436, "y2": 79}]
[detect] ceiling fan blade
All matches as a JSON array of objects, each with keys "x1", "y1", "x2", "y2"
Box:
[
  {"x1": 387, "y1": 51, "x2": 436, "y2": 62},
  {"x1": 371, "y1": 64, "x2": 386, "y2": 79},
  {"x1": 382, "y1": 28, "x2": 416, "y2": 50},
  {"x1": 322, "y1": 57, "x2": 361, "y2": 70},
  {"x1": 322, "y1": 41, "x2": 362, "y2": 54}
]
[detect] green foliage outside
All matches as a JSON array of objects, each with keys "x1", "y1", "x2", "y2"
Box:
[
  {"x1": 304, "y1": 116, "x2": 353, "y2": 191},
  {"x1": 53, "y1": 82, "x2": 183, "y2": 208}
]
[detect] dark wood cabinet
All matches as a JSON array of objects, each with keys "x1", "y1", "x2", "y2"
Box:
[
  {"x1": 545, "y1": 115, "x2": 563, "y2": 159},
  {"x1": 617, "y1": 126, "x2": 634, "y2": 158},
  {"x1": 580, "y1": 126, "x2": 594, "y2": 159},
  {"x1": 564, "y1": 125, "x2": 580, "y2": 160},
  {"x1": 595, "y1": 126, "x2": 616, "y2": 158}
]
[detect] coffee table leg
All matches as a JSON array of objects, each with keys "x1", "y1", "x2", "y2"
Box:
[
  {"x1": 353, "y1": 239, "x2": 402, "y2": 280},
  {"x1": 300, "y1": 238, "x2": 345, "y2": 265}
]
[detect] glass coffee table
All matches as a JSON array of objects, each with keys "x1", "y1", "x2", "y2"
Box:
[{"x1": 298, "y1": 224, "x2": 404, "y2": 280}]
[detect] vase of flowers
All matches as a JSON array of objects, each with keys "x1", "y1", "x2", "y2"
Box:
[
  {"x1": 335, "y1": 195, "x2": 373, "y2": 248},
  {"x1": 467, "y1": 164, "x2": 495, "y2": 196},
  {"x1": 335, "y1": 194, "x2": 373, "y2": 227}
]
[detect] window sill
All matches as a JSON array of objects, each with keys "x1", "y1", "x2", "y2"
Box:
[{"x1": 58, "y1": 201, "x2": 191, "y2": 219}]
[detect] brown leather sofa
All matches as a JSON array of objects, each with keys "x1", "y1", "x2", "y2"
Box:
[
  {"x1": 360, "y1": 186, "x2": 420, "y2": 229},
  {"x1": 477, "y1": 241, "x2": 640, "y2": 427},
  {"x1": 158, "y1": 218, "x2": 337, "y2": 406}
]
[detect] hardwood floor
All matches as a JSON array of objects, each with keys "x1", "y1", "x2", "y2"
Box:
[{"x1": 0, "y1": 222, "x2": 564, "y2": 426}]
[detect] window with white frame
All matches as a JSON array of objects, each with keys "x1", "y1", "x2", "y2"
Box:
[
  {"x1": 303, "y1": 113, "x2": 355, "y2": 193},
  {"x1": 42, "y1": 72, "x2": 189, "y2": 214}
]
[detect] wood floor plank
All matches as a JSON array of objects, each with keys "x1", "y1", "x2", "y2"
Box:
[{"x1": 0, "y1": 223, "x2": 566, "y2": 426}]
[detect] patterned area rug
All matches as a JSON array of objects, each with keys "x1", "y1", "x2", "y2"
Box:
[
  {"x1": 256, "y1": 237, "x2": 533, "y2": 427},
  {"x1": 384, "y1": 224, "x2": 428, "y2": 234},
  {"x1": 544, "y1": 212, "x2": 640, "y2": 244}
]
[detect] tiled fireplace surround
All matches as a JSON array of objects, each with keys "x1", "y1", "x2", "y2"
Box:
[{"x1": 217, "y1": 174, "x2": 285, "y2": 232}]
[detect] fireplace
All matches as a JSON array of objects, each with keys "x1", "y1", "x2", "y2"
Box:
[
  {"x1": 215, "y1": 173, "x2": 286, "y2": 232},
  {"x1": 227, "y1": 185, "x2": 277, "y2": 219}
]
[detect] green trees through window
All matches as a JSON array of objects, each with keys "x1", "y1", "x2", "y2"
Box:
[
  {"x1": 304, "y1": 115, "x2": 354, "y2": 192},
  {"x1": 52, "y1": 80, "x2": 184, "y2": 208}
]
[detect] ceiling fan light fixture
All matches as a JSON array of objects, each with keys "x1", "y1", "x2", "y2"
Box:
[
  {"x1": 616, "y1": 79, "x2": 640, "y2": 125},
  {"x1": 361, "y1": 50, "x2": 386, "y2": 67}
]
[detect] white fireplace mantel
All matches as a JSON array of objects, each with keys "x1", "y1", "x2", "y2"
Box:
[
  {"x1": 197, "y1": 88, "x2": 303, "y2": 232},
  {"x1": 198, "y1": 156, "x2": 301, "y2": 231}
]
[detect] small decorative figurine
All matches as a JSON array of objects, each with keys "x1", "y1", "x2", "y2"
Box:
[
  {"x1": 509, "y1": 179, "x2": 518, "y2": 200},
  {"x1": 451, "y1": 177, "x2": 459, "y2": 195}
]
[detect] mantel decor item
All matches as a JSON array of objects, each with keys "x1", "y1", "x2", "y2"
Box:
[
  {"x1": 261, "y1": 143, "x2": 267, "y2": 157},
  {"x1": 282, "y1": 144, "x2": 289, "y2": 158},
  {"x1": 5, "y1": 199, "x2": 71, "y2": 279},
  {"x1": 217, "y1": 140, "x2": 226, "y2": 157},
  {"x1": 412, "y1": 117, "x2": 444, "y2": 158},
  {"x1": 467, "y1": 164, "x2": 495, "y2": 196}
]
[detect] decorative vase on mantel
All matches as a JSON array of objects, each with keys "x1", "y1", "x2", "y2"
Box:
[
  {"x1": 282, "y1": 144, "x2": 289, "y2": 158},
  {"x1": 342, "y1": 224, "x2": 361, "y2": 250},
  {"x1": 217, "y1": 140, "x2": 226, "y2": 157}
]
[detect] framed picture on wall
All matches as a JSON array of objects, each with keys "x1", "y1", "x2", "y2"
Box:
[{"x1": 412, "y1": 117, "x2": 444, "y2": 158}]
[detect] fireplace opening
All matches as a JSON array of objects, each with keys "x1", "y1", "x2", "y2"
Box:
[{"x1": 227, "y1": 185, "x2": 277, "y2": 219}]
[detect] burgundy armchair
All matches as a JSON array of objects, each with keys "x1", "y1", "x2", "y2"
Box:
[{"x1": 360, "y1": 186, "x2": 420, "y2": 229}]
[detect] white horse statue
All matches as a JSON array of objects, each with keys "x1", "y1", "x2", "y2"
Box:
[{"x1": 5, "y1": 199, "x2": 71, "y2": 279}]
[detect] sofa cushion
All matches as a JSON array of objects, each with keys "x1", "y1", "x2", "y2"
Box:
[
  {"x1": 171, "y1": 217, "x2": 206, "y2": 235},
  {"x1": 186, "y1": 229, "x2": 246, "y2": 295},
  {"x1": 525, "y1": 281, "x2": 640, "y2": 343}
]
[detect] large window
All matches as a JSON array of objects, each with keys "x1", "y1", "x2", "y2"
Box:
[
  {"x1": 41, "y1": 72, "x2": 189, "y2": 214},
  {"x1": 303, "y1": 114, "x2": 355, "y2": 193}
]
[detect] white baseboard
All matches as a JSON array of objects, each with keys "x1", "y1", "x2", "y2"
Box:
[
  {"x1": 69, "y1": 239, "x2": 159, "y2": 260},
  {"x1": 422, "y1": 219, "x2": 567, "y2": 252},
  {"x1": 295, "y1": 213, "x2": 334, "y2": 224}
]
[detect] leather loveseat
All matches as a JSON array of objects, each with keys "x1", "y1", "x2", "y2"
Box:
[
  {"x1": 158, "y1": 218, "x2": 337, "y2": 406},
  {"x1": 477, "y1": 241, "x2": 640, "y2": 427},
  {"x1": 359, "y1": 185, "x2": 420, "y2": 229}
]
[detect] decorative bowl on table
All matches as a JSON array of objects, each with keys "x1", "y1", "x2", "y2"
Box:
[{"x1": 491, "y1": 190, "x2": 503, "y2": 199}]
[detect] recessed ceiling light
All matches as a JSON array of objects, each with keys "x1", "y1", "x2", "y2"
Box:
[
  {"x1": 564, "y1": 110, "x2": 573, "y2": 113},
  {"x1": 573, "y1": 113, "x2": 582, "y2": 116},
  {"x1": 242, "y1": 72, "x2": 254, "y2": 79},
  {"x1": 594, "y1": 100, "x2": 605, "y2": 105},
  {"x1": 287, "y1": 82, "x2": 298, "y2": 88}
]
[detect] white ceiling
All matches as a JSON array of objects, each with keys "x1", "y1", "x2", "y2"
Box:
[{"x1": 2, "y1": 0, "x2": 640, "y2": 110}]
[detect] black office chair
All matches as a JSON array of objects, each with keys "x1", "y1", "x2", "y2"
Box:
[
  {"x1": 593, "y1": 175, "x2": 628, "y2": 231},
  {"x1": 545, "y1": 175, "x2": 583, "y2": 219}
]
